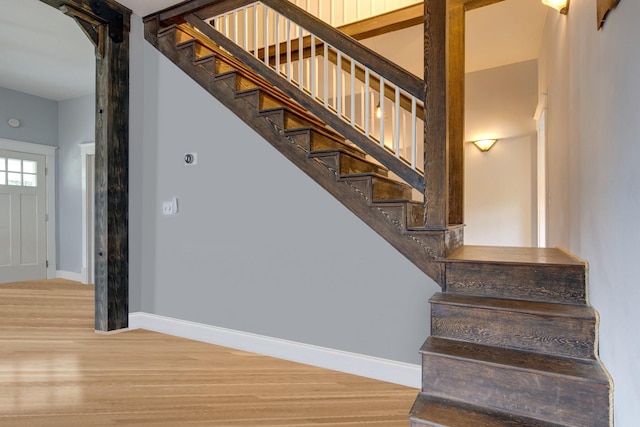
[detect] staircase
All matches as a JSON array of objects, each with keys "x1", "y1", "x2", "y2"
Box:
[{"x1": 144, "y1": 2, "x2": 613, "y2": 425}]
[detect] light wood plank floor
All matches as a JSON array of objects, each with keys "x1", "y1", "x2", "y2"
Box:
[{"x1": 0, "y1": 280, "x2": 417, "y2": 426}]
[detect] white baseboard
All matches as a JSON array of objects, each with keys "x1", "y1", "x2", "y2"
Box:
[
  {"x1": 56, "y1": 270, "x2": 83, "y2": 282},
  {"x1": 129, "y1": 312, "x2": 421, "y2": 388}
]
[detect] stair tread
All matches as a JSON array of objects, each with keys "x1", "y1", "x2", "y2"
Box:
[
  {"x1": 430, "y1": 293, "x2": 594, "y2": 318},
  {"x1": 445, "y1": 245, "x2": 584, "y2": 266},
  {"x1": 421, "y1": 337, "x2": 610, "y2": 384},
  {"x1": 410, "y1": 393, "x2": 564, "y2": 427}
]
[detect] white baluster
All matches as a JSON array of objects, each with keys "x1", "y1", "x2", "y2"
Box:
[
  {"x1": 379, "y1": 77, "x2": 385, "y2": 147},
  {"x1": 364, "y1": 69, "x2": 370, "y2": 137},
  {"x1": 337, "y1": 51, "x2": 342, "y2": 117},
  {"x1": 411, "y1": 97, "x2": 417, "y2": 169},
  {"x1": 395, "y1": 86, "x2": 400, "y2": 157},
  {"x1": 275, "y1": 13, "x2": 280, "y2": 73},
  {"x1": 324, "y1": 43, "x2": 329, "y2": 108},
  {"x1": 254, "y1": 5, "x2": 259, "y2": 58},
  {"x1": 350, "y1": 58, "x2": 356, "y2": 127},
  {"x1": 298, "y1": 26, "x2": 304, "y2": 89},
  {"x1": 243, "y1": 7, "x2": 248, "y2": 50},
  {"x1": 263, "y1": 6, "x2": 269, "y2": 66},
  {"x1": 311, "y1": 35, "x2": 316, "y2": 99},
  {"x1": 286, "y1": 20, "x2": 292, "y2": 81}
]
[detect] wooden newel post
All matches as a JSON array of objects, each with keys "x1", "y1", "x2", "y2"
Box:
[
  {"x1": 40, "y1": 0, "x2": 131, "y2": 332},
  {"x1": 423, "y1": 0, "x2": 449, "y2": 229}
]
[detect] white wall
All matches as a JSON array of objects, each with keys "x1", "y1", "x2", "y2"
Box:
[
  {"x1": 540, "y1": 3, "x2": 640, "y2": 424},
  {"x1": 128, "y1": 15, "x2": 438, "y2": 365},
  {"x1": 464, "y1": 61, "x2": 538, "y2": 247}
]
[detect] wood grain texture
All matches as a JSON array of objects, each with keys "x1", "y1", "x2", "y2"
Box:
[
  {"x1": 430, "y1": 293, "x2": 597, "y2": 359},
  {"x1": 337, "y1": 4, "x2": 424, "y2": 41},
  {"x1": 423, "y1": 0, "x2": 449, "y2": 229},
  {"x1": 0, "y1": 280, "x2": 416, "y2": 426},
  {"x1": 410, "y1": 393, "x2": 567, "y2": 427},
  {"x1": 420, "y1": 338, "x2": 611, "y2": 427}
]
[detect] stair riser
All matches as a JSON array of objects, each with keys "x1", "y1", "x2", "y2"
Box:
[
  {"x1": 422, "y1": 353, "x2": 610, "y2": 427},
  {"x1": 431, "y1": 303, "x2": 596, "y2": 359},
  {"x1": 374, "y1": 203, "x2": 424, "y2": 229},
  {"x1": 445, "y1": 263, "x2": 586, "y2": 304}
]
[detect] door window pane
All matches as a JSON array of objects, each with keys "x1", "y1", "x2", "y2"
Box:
[
  {"x1": 23, "y1": 174, "x2": 37, "y2": 187},
  {"x1": 23, "y1": 160, "x2": 36, "y2": 174},
  {"x1": 0, "y1": 172, "x2": 5, "y2": 185},
  {"x1": 7, "y1": 172, "x2": 22, "y2": 186},
  {"x1": 0, "y1": 158, "x2": 5, "y2": 171},
  {"x1": 7, "y1": 158, "x2": 21, "y2": 172}
]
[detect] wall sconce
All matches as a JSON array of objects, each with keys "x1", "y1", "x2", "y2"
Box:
[
  {"x1": 542, "y1": 0, "x2": 569, "y2": 14},
  {"x1": 472, "y1": 139, "x2": 498, "y2": 152},
  {"x1": 375, "y1": 103, "x2": 382, "y2": 119}
]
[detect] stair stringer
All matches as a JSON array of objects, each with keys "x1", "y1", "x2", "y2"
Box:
[{"x1": 144, "y1": 17, "x2": 462, "y2": 285}]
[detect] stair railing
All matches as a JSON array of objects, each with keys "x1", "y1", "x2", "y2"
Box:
[{"x1": 183, "y1": 0, "x2": 425, "y2": 192}]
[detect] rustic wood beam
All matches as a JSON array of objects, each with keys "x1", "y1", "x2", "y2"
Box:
[
  {"x1": 446, "y1": 1, "x2": 465, "y2": 226},
  {"x1": 338, "y1": 4, "x2": 423, "y2": 41},
  {"x1": 38, "y1": 0, "x2": 131, "y2": 332},
  {"x1": 423, "y1": 0, "x2": 449, "y2": 229}
]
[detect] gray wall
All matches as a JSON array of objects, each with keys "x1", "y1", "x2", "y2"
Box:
[
  {"x1": 540, "y1": 3, "x2": 640, "y2": 425},
  {"x1": 0, "y1": 86, "x2": 58, "y2": 145},
  {"x1": 128, "y1": 15, "x2": 438, "y2": 364},
  {"x1": 56, "y1": 94, "x2": 94, "y2": 273}
]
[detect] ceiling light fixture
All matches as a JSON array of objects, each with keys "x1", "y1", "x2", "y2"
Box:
[
  {"x1": 472, "y1": 139, "x2": 498, "y2": 152},
  {"x1": 542, "y1": 0, "x2": 569, "y2": 14}
]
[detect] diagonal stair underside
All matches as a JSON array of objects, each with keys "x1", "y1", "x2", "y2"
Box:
[{"x1": 144, "y1": 18, "x2": 462, "y2": 284}]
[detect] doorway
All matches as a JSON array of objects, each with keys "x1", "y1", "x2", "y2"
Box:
[{"x1": 0, "y1": 144, "x2": 56, "y2": 283}]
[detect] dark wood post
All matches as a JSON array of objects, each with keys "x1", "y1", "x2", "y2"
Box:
[
  {"x1": 447, "y1": 1, "x2": 465, "y2": 226},
  {"x1": 424, "y1": 0, "x2": 449, "y2": 229},
  {"x1": 39, "y1": 0, "x2": 131, "y2": 332}
]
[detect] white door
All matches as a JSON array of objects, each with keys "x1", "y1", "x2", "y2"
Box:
[{"x1": 0, "y1": 150, "x2": 47, "y2": 283}]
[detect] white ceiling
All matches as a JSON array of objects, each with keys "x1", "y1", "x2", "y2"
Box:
[{"x1": 0, "y1": 0, "x2": 548, "y2": 101}]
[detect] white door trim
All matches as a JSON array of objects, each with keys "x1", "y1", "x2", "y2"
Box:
[
  {"x1": 534, "y1": 94, "x2": 548, "y2": 248},
  {"x1": 0, "y1": 138, "x2": 57, "y2": 279},
  {"x1": 80, "y1": 143, "x2": 95, "y2": 284}
]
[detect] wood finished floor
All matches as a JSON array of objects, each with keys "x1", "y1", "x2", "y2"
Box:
[{"x1": 0, "y1": 280, "x2": 417, "y2": 426}]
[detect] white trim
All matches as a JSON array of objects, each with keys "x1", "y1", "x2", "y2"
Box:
[
  {"x1": 0, "y1": 138, "x2": 57, "y2": 278},
  {"x1": 129, "y1": 312, "x2": 421, "y2": 388},
  {"x1": 56, "y1": 270, "x2": 83, "y2": 282},
  {"x1": 80, "y1": 143, "x2": 95, "y2": 284},
  {"x1": 534, "y1": 94, "x2": 548, "y2": 248}
]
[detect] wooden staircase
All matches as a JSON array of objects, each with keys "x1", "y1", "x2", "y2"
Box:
[
  {"x1": 410, "y1": 246, "x2": 612, "y2": 426},
  {"x1": 144, "y1": 10, "x2": 613, "y2": 427}
]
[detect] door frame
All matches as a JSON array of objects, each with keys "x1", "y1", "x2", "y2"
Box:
[
  {"x1": 80, "y1": 142, "x2": 95, "y2": 284},
  {"x1": 0, "y1": 138, "x2": 57, "y2": 280}
]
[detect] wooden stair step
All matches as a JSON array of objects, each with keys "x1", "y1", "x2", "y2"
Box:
[
  {"x1": 284, "y1": 127, "x2": 366, "y2": 159},
  {"x1": 410, "y1": 393, "x2": 566, "y2": 427},
  {"x1": 419, "y1": 337, "x2": 611, "y2": 427},
  {"x1": 312, "y1": 150, "x2": 389, "y2": 177},
  {"x1": 372, "y1": 200, "x2": 424, "y2": 229},
  {"x1": 442, "y1": 245, "x2": 586, "y2": 304},
  {"x1": 192, "y1": 54, "x2": 236, "y2": 76},
  {"x1": 430, "y1": 293, "x2": 597, "y2": 359},
  {"x1": 339, "y1": 173, "x2": 414, "y2": 201}
]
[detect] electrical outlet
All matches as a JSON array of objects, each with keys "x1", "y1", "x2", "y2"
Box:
[{"x1": 162, "y1": 198, "x2": 178, "y2": 215}]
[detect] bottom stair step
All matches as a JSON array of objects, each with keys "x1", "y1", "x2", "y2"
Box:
[
  {"x1": 420, "y1": 337, "x2": 611, "y2": 427},
  {"x1": 410, "y1": 393, "x2": 564, "y2": 427}
]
